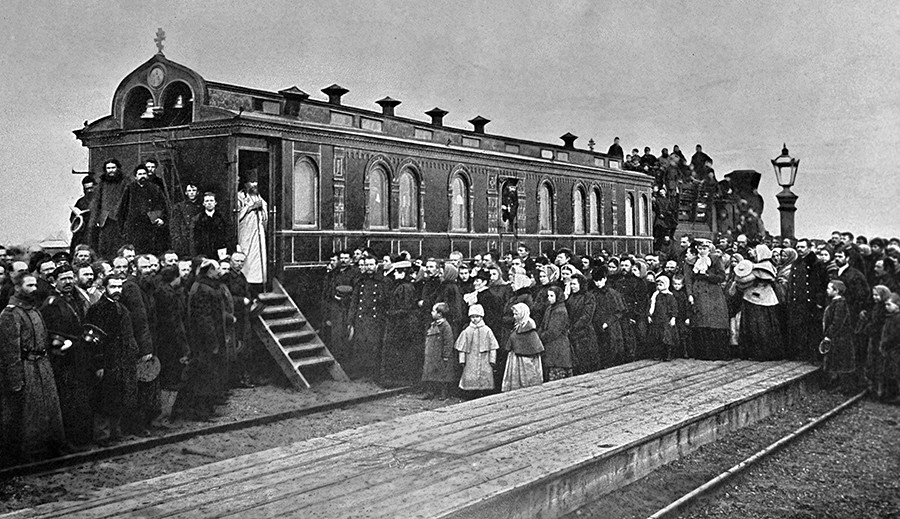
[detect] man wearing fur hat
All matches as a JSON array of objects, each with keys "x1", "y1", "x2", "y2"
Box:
[{"x1": 237, "y1": 170, "x2": 268, "y2": 294}]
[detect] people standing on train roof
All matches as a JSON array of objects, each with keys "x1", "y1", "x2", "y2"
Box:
[
  {"x1": 170, "y1": 183, "x2": 202, "y2": 258},
  {"x1": 118, "y1": 164, "x2": 169, "y2": 255},
  {"x1": 87, "y1": 159, "x2": 131, "y2": 259},
  {"x1": 690, "y1": 144, "x2": 712, "y2": 179},
  {"x1": 639, "y1": 146, "x2": 657, "y2": 173},
  {"x1": 0, "y1": 271, "x2": 66, "y2": 466},
  {"x1": 607, "y1": 137, "x2": 624, "y2": 161},
  {"x1": 237, "y1": 169, "x2": 268, "y2": 295}
]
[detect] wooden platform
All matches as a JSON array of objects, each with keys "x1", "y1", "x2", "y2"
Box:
[{"x1": 5, "y1": 360, "x2": 818, "y2": 519}]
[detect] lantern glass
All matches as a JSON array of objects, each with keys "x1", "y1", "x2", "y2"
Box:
[{"x1": 771, "y1": 145, "x2": 799, "y2": 188}]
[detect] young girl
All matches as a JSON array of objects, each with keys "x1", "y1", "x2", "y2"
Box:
[
  {"x1": 822, "y1": 280, "x2": 855, "y2": 390},
  {"x1": 455, "y1": 304, "x2": 499, "y2": 396},
  {"x1": 671, "y1": 274, "x2": 691, "y2": 358},
  {"x1": 647, "y1": 275, "x2": 677, "y2": 360},
  {"x1": 879, "y1": 292, "x2": 900, "y2": 403},
  {"x1": 421, "y1": 302, "x2": 456, "y2": 400},
  {"x1": 860, "y1": 285, "x2": 890, "y2": 397},
  {"x1": 501, "y1": 303, "x2": 544, "y2": 392},
  {"x1": 538, "y1": 286, "x2": 573, "y2": 381}
]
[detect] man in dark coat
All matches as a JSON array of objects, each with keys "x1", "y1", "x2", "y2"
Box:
[
  {"x1": 119, "y1": 165, "x2": 169, "y2": 255},
  {"x1": 151, "y1": 266, "x2": 188, "y2": 426},
  {"x1": 791, "y1": 239, "x2": 826, "y2": 360},
  {"x1": 0, "y1": 272, "x2": 66, "y2": 465},
  {"x1": 180, "y1": 260, "x2": 227, "y2": 421},
  {"x1": 836, "y1": 249, "x2": 870, "y2": 371},
  {"x1": 590, "y1": 266, "x2": 627, "y2": 368},
  {"x1": 170, "y1": 183, "x2": 202, "y2": 258},
  {"x1": 224, "y1": 252, "x2": 253, "y2": 387},
  {"x1": 607, "y1": 137, "x2": 624, "y2": 161},
  {"x1": 69, "y1": 174, "x2": 96, "y2": 256},
  {"x1": 690, "y1": 144, "x2": 712, "y2": 179},
  {"x1": 40, "y1": 264, "x2": 93, "y2": 446},
  {"x1": 87, "y1": 159, "x2": 131, "y2": 259},
  {"x1": 611, "y1": 258, "x2": 647, "y2": 360},
  {"x1": 192, "y1": 192, "x2": 229, "y2": 259},
  {"x1": 324, "y1": 251, "x2": 357, "y2": 362},
  {"x1": 85, "y1": 274, "x2": 139, "y2": 444},
  {"x1": 113, "y1": 256, "x2": 155, "y2": 434},
  {"x1": 348, "y1": 257, "x2": 384, "y2": 379}
]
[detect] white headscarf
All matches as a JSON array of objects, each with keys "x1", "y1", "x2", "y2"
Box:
[{"x1": 511, "y1": 302, "x2": 534, "y2": 331}]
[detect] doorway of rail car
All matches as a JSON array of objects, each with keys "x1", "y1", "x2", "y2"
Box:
[{"x1": 237, "y1": 148, "x2": 275, "y2": 291}]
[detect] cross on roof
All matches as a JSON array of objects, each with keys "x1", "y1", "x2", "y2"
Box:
[{"x1": 155, "y1": 28, "x2": 166, "y2": 54}]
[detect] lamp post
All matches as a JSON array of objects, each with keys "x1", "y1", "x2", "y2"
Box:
[{"x1": 771, "y1": 144, "x2": 800, "y2": 239}]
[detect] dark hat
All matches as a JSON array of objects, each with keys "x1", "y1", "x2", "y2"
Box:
[
  {"x1": 591, "y1": 265, "x2": 609, "y2": 281},
  {"x1": 81, "y1": 174, "x2": 96, "y2": 186},
  {"x1": 474, "y1": 269, "x2": 491, "y2": 282},
  {"x1": 241, "y1": 168, "x2": 259, "y2": 184},
  {"x1": 51, "y1": 252, "x2": 71, "y2": 265}
]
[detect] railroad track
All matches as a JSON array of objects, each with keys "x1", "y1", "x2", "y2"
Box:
[
  {"x1": 645, "y1": 389, "x2": 868, "y2": 519},
  {"x1": 0, "y1": 386, "x2": 410, "y2": 480}
]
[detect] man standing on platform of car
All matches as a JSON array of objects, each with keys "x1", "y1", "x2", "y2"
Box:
[
  {"x1": 237, "y1": 170, "x2": 268, "y2": 297},
  {"x1": 170, "y1": 183, "x2": 202, "y2": 258},
  {"x1": 118, "y1": 165, "x2": 168, "y2": 255}
]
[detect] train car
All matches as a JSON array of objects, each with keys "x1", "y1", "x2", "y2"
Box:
[{"x1": 74, "y1": 49, "x2": 654, "y2": 317}]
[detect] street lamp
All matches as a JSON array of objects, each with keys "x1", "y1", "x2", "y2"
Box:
[{"x1": 771, "y1": 144, "x2": 800, "y2": 239}]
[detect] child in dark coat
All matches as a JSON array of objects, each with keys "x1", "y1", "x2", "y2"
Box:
[
  {"x1": 879, "y1": 292, "x2": 900, "y2": 403},
  {"x1": 647, "y1": 276, "x2": 677, "y2": 360},
  {"x1": 671, "y1": 275, "x2": 691, "y2": 358},
  {"x1": 421, "y1": 303, "x2": 456, "y2": 400}
]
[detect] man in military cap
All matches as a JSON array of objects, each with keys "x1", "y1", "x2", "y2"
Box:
[
  {"x1": 347, "y1": 256, "x2": 384, "y2": 379},
  {"x1": 1, "y1": 272, "x2": 66, "y2": 464},
  {"x1": 40, "y1": 264, "x2": 93, "y2": 446}
]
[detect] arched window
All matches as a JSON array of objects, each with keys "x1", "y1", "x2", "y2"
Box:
[
  {"x1": 368, "y1": 166, "x2": 389, "y2": 229},
  {"x1": 539, "y1": 181, "x2": 554, "y2": 233},
  {"x1": 625, "y1": 193, "x2": 635, "y2": 236},
  {"x1": 449, "y1": 175, "x2": 469, "y2": 232},
  {"x1": 573, "y1": 186, "x2": 586, "y2": 234},
  {"x1": 398, "y1": 170, "x2": 419, "y2": 229},
  {"x1": 639, "y1": 194, "x2": 649, "y2": 235},
  {"x1": 589, "y1": 187, "x2": 600, "y2": 234},
  {"x1": 292, "y1": 158, "x2": 318, "y2": 227}
]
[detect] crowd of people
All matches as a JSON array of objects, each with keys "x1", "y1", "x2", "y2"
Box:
[
  {"x1": 321, "y1": 232, "x2": 900, "y2": 404},
  {"x1": 0, "y1": 157, "x2": 270, "y2": 467}
]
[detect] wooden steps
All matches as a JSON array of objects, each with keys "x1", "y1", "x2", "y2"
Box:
[
  {"x1": 252, "y1": 278, "x2": 348, "y2": 389},
  {"x1": 6, "y1": 360, "x2": 819, "y2": 519}
]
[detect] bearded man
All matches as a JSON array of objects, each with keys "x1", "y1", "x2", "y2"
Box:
[
  {"x1": 347, "y1": 257, "x2": 384, "y2": 379},
  {"x1": 85, "y1": 274, "x2": 139, "y2": 444},
  {"x1": 119, "y1": 165, "x2": 169, "y2": 254},
  {"x1": 237, "y1": 170, "x2": 268, "y2": 292},
  {"x1": 1, "y1": 272, "x2": 66, "y2": 464},
  {"x1": 87, "y1": 159, "x2": 131, "y2": 259},
  {"x1": 40, "y1": 264, "x2": 93, "y2": 446}
]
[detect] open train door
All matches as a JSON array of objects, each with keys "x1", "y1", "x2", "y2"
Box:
[{"x1": 238, "y1": 147, "x2": 276, "y2": 290}]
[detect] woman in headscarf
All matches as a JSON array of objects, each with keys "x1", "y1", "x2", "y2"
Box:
[
  {"x1": 531, "y1": 265, "x2": 555, "y2": 329},
  {"x1": 737, "y1": 247, "x2": 785, "y2": 360},
  {"x1": 501, "y1": 302, "x2": 544, "y2": 391},
  {"x1": 502, "y1": 266, "x2": 534, "y2": 336},
  {"x1": 684, "y1": 240, "x2": 730, "y2": 359},
  {"x1": 566, "y1": 273, "x2": 599, "y2": 375},
  {"x1": 816, "y1": 246, "x2": 839, "y2": 280},
  {"x1": 860, "y1": 285, "x2": 891, "y2": 397},
  {"x1": 538, "y1": 286, "x2": 573, "y2": 381},
  {"x1": 437, "y1": 263, "x2": 465, "y2": 336}
]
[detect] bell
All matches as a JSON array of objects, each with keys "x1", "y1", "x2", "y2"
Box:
[
  {"x1": 173, "y1": 95, "x2": 184, "y2": 109},
  {"x1": 140, "y1": 99, "x2": 156, "y2": 119}
]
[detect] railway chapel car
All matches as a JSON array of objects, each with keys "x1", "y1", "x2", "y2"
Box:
[{"x1": 74, "y1": 50, "x2": 654, "y2": 318}]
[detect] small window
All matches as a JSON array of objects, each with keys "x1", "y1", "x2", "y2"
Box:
[
  {"x1": 505, "y1": 144, "x2": 520, "y2": 154},
  {"x1": 557, "y1": 151, "x2": 569, "y2": 162},
  {"x1": 360, "y1": 117, "x2": 383, "y2": 132},
  {"x1": 609, "y1": 160, "x2": 620, "y2": 169},
  {"x1": 292, "y1": 158, "x2": 318, "y2": 228},
  {"x1": 625, "y1": 193, "x2": 635, "y2": 236},
  {"x1": 368, "y1": 167, "x2": 389, "y2": 229},
  {"x1": 262, "y1": 101, "x2": 280, "y2": 115},
  {"x1": 573, "y1": 187, "x2": 585, "y2": 234},
  {"x1": 462, "y1": 137, "x2": 480, "y2": 148},
  {"x1": 541, "y1": 149, "x2": 554, "y2": 159},
  {"x1": 399, "y1": 171, "x2": 419, "y2": 229},
  {"x1": 594, "y1": 157, "x2": 605, "y2": 168},
  {"x1": 414, "y1": 128, "x2": 433, "y2": 140},
  {"x1": 539, "y1": 182, "x2": 554, "y2": 232},
  {"x1": 330, "y1": 111, "x2": 354, "y2": 127},
  {"x1": 450, "y1": 176, "x2": 469, "y2": 232}
]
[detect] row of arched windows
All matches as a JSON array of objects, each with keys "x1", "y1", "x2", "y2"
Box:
[{"x1": 291, "y1": 156, "x2": 649, "y2": 236}]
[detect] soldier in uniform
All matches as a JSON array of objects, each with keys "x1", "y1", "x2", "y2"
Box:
[
  {"x1": 0, "y1": 272, "x2": 66, "y2": 465},
  {"x1": 348, "y1": 256, "x2": 383, "y2": 379},
  {"x1": 40, "y1": 264, "x2": 93, "y2": 446}
]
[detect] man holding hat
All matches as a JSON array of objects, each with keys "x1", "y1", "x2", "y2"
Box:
[
  {"x1": 237, "y1": 169, "x2": 268, "y2": 294},
  {"x1": 69, "y1": 174, "x2": 96, "y2": 256}
]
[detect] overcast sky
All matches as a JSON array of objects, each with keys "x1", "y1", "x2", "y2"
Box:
[{"x1": 1, "y1": 0, "x2": 898, "y2": 245}]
